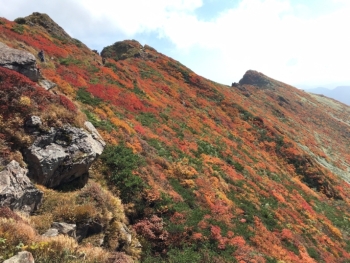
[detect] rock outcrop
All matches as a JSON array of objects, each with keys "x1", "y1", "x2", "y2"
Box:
[
  {"x1": 239, "y1": 70, "x2": 284, "y2": 89},
  {"x1": 23, "y1": 12, "x2": 73, "y2": 43},
  {"x1": 0, "y1": 160, "x2": 43, "y2": 214},
  {"x1": 39, "y1": 79, "x2": 57, "y2": 90},
  {"x1": 43, "y1": 222, "x2": 76, "y2": 239},
  {"x1": 101, "y1": 40, "x2": 156, "y2": 62},
  {"x1": 0, "y1": 42, "x2": 40, "y2": 81},
  {"x1": 3, "y1": 251, "x2": 35, "y2": 263},
  {"x1": 76, "y1": 220, "x2": 104, "y2": 242},
  {"x1": 24, "y1": 121, "x2": 105, "y2": 188}
]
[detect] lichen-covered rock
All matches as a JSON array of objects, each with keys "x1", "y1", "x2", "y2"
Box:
[
  {"x1": 0, "y1": 42, "x2": 40, "y2": 81},
  {"x1": 3, "y1": 251, "x2": 35, "y2": 263},
  {"x1": 24, "y1": 122, "x2": 105, "y2": 188},
  {"x1": 0, "y1": 160, "x2": 43, "y2": 214}
]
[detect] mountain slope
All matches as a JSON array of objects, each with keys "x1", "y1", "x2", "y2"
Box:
[{"x1": 1, "y1": 13, "x2": 350, "y2": 263}]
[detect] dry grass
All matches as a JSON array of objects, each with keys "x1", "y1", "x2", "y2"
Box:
[
  {"x1": 0, "y1": 217, "x2": 118, "y2": 263},
  {"x1": 24, "y1": 181, "x2": 140, "y2": 261},
  {"x1": 30, "y1": 213, "x2": 53, "y2": 234}
]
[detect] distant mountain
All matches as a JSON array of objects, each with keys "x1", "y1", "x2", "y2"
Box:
[{"x1": 307, "y1": 86, "x2": 350, "y2": 105}]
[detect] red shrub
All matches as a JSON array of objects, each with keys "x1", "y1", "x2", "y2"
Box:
[{"x1": 59, "y1": 94, "x2": 77, "y2": 112}]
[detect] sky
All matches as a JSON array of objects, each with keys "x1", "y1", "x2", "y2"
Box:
[{"x1": 1, "y1": 0, "x2": 350, "y2": 89}]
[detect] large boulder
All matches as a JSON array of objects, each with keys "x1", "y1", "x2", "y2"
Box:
[
  {"x1": 0, "y1": 160, "x2": 43, "y2": 214},
  {"x1": 0, "y1": 42, "x2": 40, "y2": 81},
  {"x1": 24, "y1": 121, "x2": 105, "y2": 188},
  {"x1": 3, "y1": 251, "x2": 35, "y2": 263}
]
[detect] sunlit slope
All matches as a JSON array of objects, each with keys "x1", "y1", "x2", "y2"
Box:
[{"x1": 1, "y1": 14, "x2": 350, "y2": 262}]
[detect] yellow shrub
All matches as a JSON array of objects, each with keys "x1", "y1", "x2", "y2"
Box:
[
  {"x1": 169, "y1": 158, "x2": 198, "y2": 179},
  {"x1": 19, "y1": 96, "x2": 31, "y2": 106},
  {"x1": 110, "y1": 117, "x2": 135, "y2": 135}
]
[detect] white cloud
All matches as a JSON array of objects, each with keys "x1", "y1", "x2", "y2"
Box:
[
  {"x1": 157, "y1": 0, "x2": 350, "y2": 86},
  {"x1": 0, "y1": 0, "x2": 349, "y2": 87}
]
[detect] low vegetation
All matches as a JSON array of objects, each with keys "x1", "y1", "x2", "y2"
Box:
[{"x1": 1, "y1": 14, "x2": 350, "y2": 262}]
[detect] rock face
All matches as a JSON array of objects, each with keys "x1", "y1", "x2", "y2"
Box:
[
  {"x1": 239, "y1": 70, "x2": 283, "y2": 89},
  {"x1": 0, "y1": 160, "x2": 43, "y2": 214},
  {"x1": 0, "y1": 42, "x2": 40, "y2": 81},
  {"x1": 24, "y1": 121, "x2": 105, "y2": 188},
  {"x1": 101, "y1": 40, "x2": 156, "y2": 62},
  {"x1": 3, "y1": 251, "x2": 35, "y2": 263}
]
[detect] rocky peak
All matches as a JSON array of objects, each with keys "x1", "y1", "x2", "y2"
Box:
[
  {"x1": 101, "y1": 40, "x2": 157, "y2": 61},
  {"x1": 23, "y1": 12, "x2": 72, "y2": 42},
  {"x1": 239, "y1": 70, "x2": 283, "y2": 89}
]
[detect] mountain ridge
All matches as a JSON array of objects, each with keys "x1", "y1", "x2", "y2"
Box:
[
  {"x1": 307, "y1": 86, "x2": 350, "y2": 105},
  {"x1": 1, "y1": 13, "x2": 350, "y2": 263}
]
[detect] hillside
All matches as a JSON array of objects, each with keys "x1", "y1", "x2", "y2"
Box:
[{"x1": 1, "y1": 13, "x2": 350, "y2": 263}]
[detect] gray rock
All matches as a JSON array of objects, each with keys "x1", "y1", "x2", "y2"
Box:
[
  {"x1": 43, "y1": 222, "x2": 76, "y2": 238},
  {"x1": 0, "y1": 160, "x2": 43, "y2": 214},
  {"x1": 76, "y1": 220, "x2": 104, "y2": 242},
  {"x1": 0, "y1": 42, "x2": 40, "y2": 82},
  {"x1": 3, "y1": 251, "x2": 34, "y2": 263},
  {"x1": 42, "y1": 228, "x2": 59, "y2": 237},
  {"x1": 84, "y1": 121, "x2": 106, "y2": 148},
  {"x1": 52, "y1": 222, "x2": 76, "y2": 238},
  {"x1": 24, "y1": 124, "x2": 105, "y2": 188},
  {"x1": 25, "y1": 116, "x2": 42, "y2": 128},
  {"x1": 119, "y1": 223, "x2": 132, "y2": 245},
  {"x1": 39, "y1": 79, "x2": 56, "y2": 90}
]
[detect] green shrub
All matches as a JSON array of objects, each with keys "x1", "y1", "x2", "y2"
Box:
[
  {"x1": 307, "y1": 247, "x2": 320, "y2": 260},
  {"x1": 76, "y1": 88, "x2": 101, "y2": 106},
  {"x1": 14, "y1": 17, "x2": 26, "y2": 24},
  {"x1": 136, "y1": 112, "x2": 157, "y2": 127},
  {"x1": 283, "y1": 240, "x2": 300, "y2": 255},
  {"x1": 11, "y1": 24, "x2": 24, "y2": 34},
  {"x1": 101, "y1": 144, "x2": 144, "y2": 203},
  {"x1": 59, "y1": 57, "x2": 81, "y2": 66}
]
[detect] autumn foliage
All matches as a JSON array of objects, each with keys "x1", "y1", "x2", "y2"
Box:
[{"x1": 1, "y1": 14, "x2": 350, "y2": 262}]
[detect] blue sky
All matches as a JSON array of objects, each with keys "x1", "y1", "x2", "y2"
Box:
[{"x1": 1, "y1": 0, "x2": 350, "y2": 89}]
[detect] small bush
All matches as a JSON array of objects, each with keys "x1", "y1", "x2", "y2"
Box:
[
  {"x1": 307, "y1": 247, "x2": 320, "y2": 260},
  {"x1": 11, "y1": 24, "x2": 24, "y2": 34},
  {"x1": 101, "y1": 144, "x2": 144, "y2": 203},
  {"x1": 136, "y1": 112, "x2": 157, "y2": 127},
  {"x1": 59, "y1": 95, "x2": 77, "y2": 112},
  {"x1": 59, "y1": 57, "x2": 81, "y2": 66},
  {"x1": 0, "y1": 207, "x2": 22, "y2": 221},
  {"x1": 14, "y1": 17, "x2": 26, "y2": 24},
  {"x1": 76, "y1": 88, "x2": 101, "y2": 106}
]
